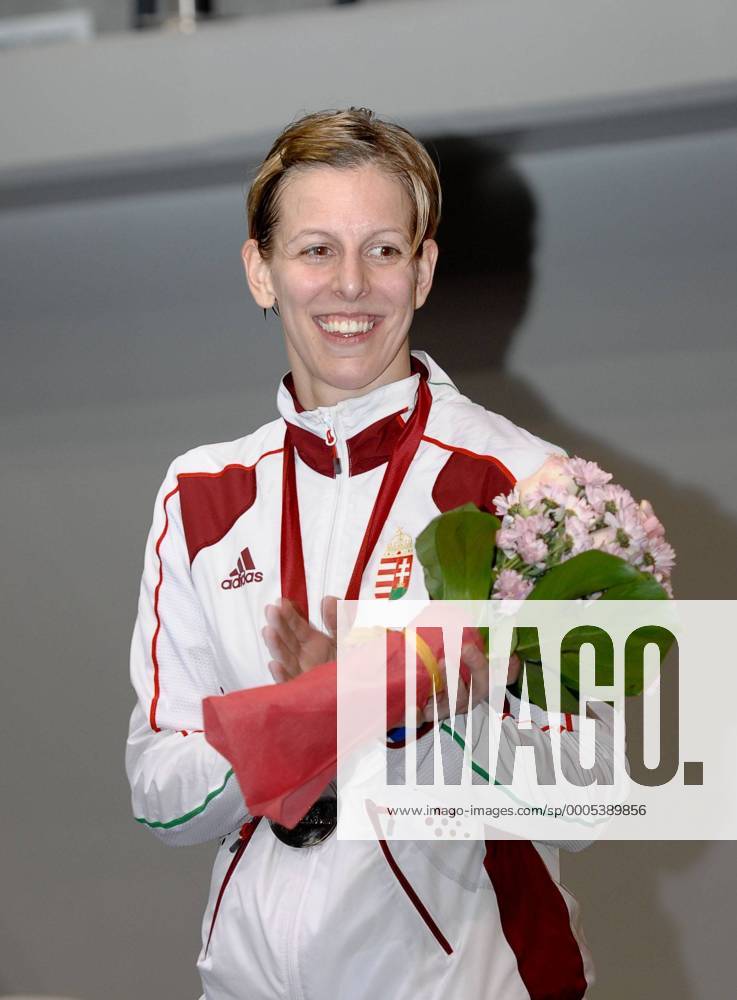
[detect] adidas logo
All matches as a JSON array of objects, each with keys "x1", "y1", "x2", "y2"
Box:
[{"x1": 221, "y1": 547, "x2": 263, "y2": 590}]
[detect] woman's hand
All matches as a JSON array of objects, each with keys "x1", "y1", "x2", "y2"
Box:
[
  {"x1": 262, "y1": 597, "x2": 522, "y2": 724},
  {"x1": 262, "y1": 596, "x2": 338, "y2": 683},
  {"x1": 424, "y1": 644, "x2": 521, "y2": 723}
]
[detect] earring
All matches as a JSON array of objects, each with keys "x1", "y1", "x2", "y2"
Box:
[{"x1": 263, "y1": 298, "x2": 279, "y2": 320}]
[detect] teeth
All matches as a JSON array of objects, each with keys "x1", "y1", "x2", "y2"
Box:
[{"x1": 316, "y1": 318, "x2": 376, "y2": 335}]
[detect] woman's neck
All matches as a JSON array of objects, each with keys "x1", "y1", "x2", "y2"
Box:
[{"x1": 288, "y1": 347, "x2": 412, "y2": 410}]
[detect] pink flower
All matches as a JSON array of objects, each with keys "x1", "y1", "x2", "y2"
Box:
[
  {"x1": 562, "y1": 494, "x2": 598, "y2": 528},
  {"x1": 517, "y1": 455, "x2": 576, "y2": 501},
  {"x1": 496, "y1": 512, "x2": 553, "y2": 558},
  {"x1": 524, "y1": 482, "x2": 572, "y2": 512},
  {"x1": 603, "y1": 504, "x2": 648, "y2": 558},
  {"x1": 639, "y1": 499, "x2": 666, "y2": 540},
  {"x1": 492, "y1": 487, "x2": 520, "y2": 517},
  {"x1": 496, "y1": 525, "x2": 520, "y2": 555},
  {"x1": 590, "y1": 526, "x2": 620, "y2": 555},
  {"x1": 565, "y1": 517, "x2": 592, "y2": 556},
  {"x1": 516, "y1": 525, "x2": 549, "y2": 566},
  {"x1": 493, "y1": 568, "x2": 534, "y2": 600},
  {"x1": 646, "y1": 538, "x2": 676, "y2": 577},
  {"x1": 524, "y1": 512, "x2": 555, "y2": 536},
  {"x1": 586, "y1": 483, "x2": 636, "y2": 518},
  {"x1": 564, "y1": 457, "x2": 612, "y2": 489}
]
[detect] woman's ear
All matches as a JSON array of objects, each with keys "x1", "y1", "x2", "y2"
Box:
[
  {"x1": 241, "y1": 238, "x2": 277, "y2": 309},
  {"x1": 413, "y1": 239, "x2": 439, "y2": 310}
]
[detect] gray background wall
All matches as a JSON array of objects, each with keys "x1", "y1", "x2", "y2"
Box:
[
  {"x1": 1, "y1": 2, "x2": 736, "y2": 998},
  {"x1": 2, "y1": 120, "x2": 735, "y2": 1000}
]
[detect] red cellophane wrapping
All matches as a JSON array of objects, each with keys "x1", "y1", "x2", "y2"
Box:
[{"x1": 203, "y1": 626, "x2": 480, "y2": 828}]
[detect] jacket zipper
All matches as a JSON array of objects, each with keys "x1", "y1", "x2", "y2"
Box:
[
  {"x1": 318, "y1": 407, "x2": 348, "y2": 631},
  {"x1": 204, "y1": 818, "x2": 260, "y2": 956},
  {"x1": 283, "y1": 844, "x2": 320, "y2": 1000},
  {"x1": 321, "y1": 415, "x2": 342, "y2": 475}
]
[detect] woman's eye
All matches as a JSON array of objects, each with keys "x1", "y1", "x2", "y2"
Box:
[
  {"x1": 302, "y1": 245, "x2": 332, "y2": 258},
  {"x1": 368, "y1": 245, "x2": 401, "y2": 259}
]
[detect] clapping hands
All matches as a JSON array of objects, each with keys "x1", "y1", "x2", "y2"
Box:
[{"x1": 261, "y1": 597, "x2": 521, "y2": 725}]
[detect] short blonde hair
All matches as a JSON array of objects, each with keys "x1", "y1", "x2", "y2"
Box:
[{"x1": 246, "y1": 107, "x2": 441, "y2": 260}]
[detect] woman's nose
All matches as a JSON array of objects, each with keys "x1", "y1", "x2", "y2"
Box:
[{"x1": 332, "y1": 252, "x2": 369, "y2": 301}]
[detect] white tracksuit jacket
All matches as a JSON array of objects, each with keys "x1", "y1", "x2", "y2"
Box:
[{"x1": 127, "y1": 351, "x2": 611, "y2": 1000}]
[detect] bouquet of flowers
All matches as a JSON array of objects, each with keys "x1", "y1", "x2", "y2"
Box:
[{"x1": 416, "y1": 455, "x2": 676, "y2": 712}]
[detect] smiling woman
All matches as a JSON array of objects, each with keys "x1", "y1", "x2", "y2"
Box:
[
  {"x1": 242, "y1": 164, "x2": 437, "y2": 407},
  {"x1": 126, "y1": 107, "x2": 603, "y2": 1000},
  {"x1": 241, "y1": 110, "x2": 440, "y2": 408}
]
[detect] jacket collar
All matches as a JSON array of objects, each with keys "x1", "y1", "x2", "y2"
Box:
[{"x1": 277, "y1": 351, "x2": 447, "y2": 478}]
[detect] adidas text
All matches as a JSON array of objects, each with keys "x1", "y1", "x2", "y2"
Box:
[{"x1": 221, "y1": 570, "x2": 263, "y2": 590}]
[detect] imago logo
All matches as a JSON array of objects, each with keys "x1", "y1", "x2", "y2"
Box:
[{"x1": 221, "y1": 547, "x2": 263, "y2": 590}]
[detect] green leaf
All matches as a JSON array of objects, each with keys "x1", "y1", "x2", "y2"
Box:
[
  {"x1": 622, "y1": 625, "x2": 675, "y2": 696},
  {"x1": 560, "y1": 624, "x2": 673, "y2": 697},
  {"x1": 518, "y1": 661, "x2": 549, "y2": 712},
  {"x1": 560, "y1": 628, "x2": 615, "y2": 688},
  {"x1": 599, "y1": 575, "x2": 670, "y2": 601},
  {"x1": 511, "y1": 626, "x2": 542, "y2": 662},
  {"x1": 527, "y1": 550, "x2": 644, "y2": 600},
  {"x1": 559, "y1": 682, "x2": 583, "y2": 715},
  {"x1": 415, "y1": 503, "x2": 499, "y2": 600},
  {"x1": 508, "y1": 663, "x2": 581, "y2": 714}
]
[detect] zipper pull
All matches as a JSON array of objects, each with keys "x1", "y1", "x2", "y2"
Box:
[{"x1": 322, "y1": 413, "x2": 342, "y2": 476}]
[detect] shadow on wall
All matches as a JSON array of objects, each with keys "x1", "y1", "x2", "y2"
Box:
[
  {"x1": 413, "y1": 135, "x2": 737, "y2": 601},
  {"x1": 414, "y1": 136, "x2": 535, "y2": 370},
  {"x1": 413, "y1": 136, "x2": 736, "y2": 1000}
]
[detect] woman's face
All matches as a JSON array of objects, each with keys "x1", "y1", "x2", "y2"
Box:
[{"x1": 242, "y1": 163, "x2": 438, "y2": 408}]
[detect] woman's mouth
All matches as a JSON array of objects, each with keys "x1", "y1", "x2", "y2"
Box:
[{"x1": 313, "y1": 314, "x2": 381, "y2": 340}]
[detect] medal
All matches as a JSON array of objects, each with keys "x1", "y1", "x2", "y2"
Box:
[{"x1": 270, "y1": 798, "x2": 338, "y2": 848}]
